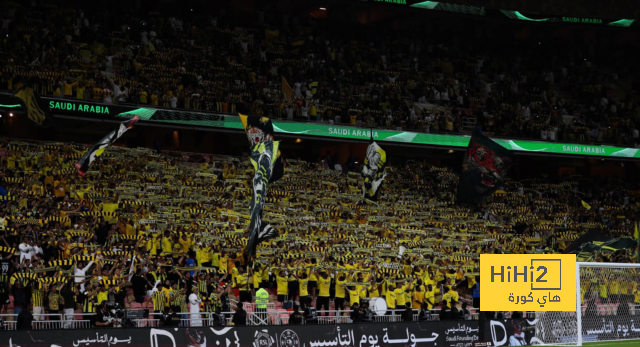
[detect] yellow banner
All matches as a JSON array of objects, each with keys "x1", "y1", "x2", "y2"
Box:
[{"x1": 480, "y1": 254, "x2": 576, "y2": 311}]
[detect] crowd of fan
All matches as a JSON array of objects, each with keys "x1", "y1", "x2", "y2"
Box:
[
  {"x1": 1, "y1": 2, "x2": 639, "y2": 146},
  {"x1": 0, "y1": 138, "x2": 638, "y2": 329}
]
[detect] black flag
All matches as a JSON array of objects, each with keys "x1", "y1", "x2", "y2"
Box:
[
  {"x1": 457, "y1": 130, "x2": 512, "y2": 205},
  {"x1": 75, "y1": 116, "x2": 139, "y2": 177}
]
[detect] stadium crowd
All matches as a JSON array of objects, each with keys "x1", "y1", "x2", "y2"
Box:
[
  {"x1": 1, "y1": 1, "x2": 639, "y2": 146},
  {"x1": 0, "y1": 138, "x2": 638, "y2": 328}
]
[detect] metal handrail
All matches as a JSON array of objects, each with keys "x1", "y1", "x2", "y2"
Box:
[{"x1": 0, "y1": 307, "x2": 485, "y2": 329}]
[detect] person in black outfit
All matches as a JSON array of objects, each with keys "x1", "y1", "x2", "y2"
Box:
[
  {"x1": 460, "y1": 303, "x2": 471, "y2": 320},
  {"x1": 303, "y1": 297, "x2": 318, "y2": 324},
  {"x1": 131, "y1": 269, "x2": 150, "y2": 304},
  {"x1": 232, "y1": 304, "x2": 247, "y2": 326},
  {"x1": 11, "y1": 281, "x2": 27, "y2": 314},
  {"x1": 211, "y1": 308, "x2": 226, "y2": 327},
  {"x1": 160, "y1": 307, "x2": 181, "y2": 327},
  {"x1": 401, "y1": 303, "x2": 414, "y2": 322},
  {"x1": 350, "y1": 303, "x2": 363, "y2": 323},
  {"x1": 289, "y1": 304, "x2": 303, "y2": 325},
  {"x1": 361, "y1": 302, "x2": 374, "y2": 322},
  {"x1": 439, "y1": 301, "x2": 449, "y2": 320},
  {"x1": 95, "y1": 221, "x2": 110, "y2": 246},
  {"x1": 94, "y1": 301, "x2": 115, "y2": 327},
  {"x1": 449, "y1": 303, "x2": 461, "y2": 320},
  {"x1": 17, "y1": 306, "x2": 33, "y2": 330},
  {"x1": 60, "y1": 282, "x2": 77, "y2": 327},
  {"x1": 418, "y1": 302, "x2": 430, "y2": 321}
]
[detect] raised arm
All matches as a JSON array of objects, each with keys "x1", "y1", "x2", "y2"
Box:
[{"x1": 81, "y1": 261, "x2": 95, "y2": 273}]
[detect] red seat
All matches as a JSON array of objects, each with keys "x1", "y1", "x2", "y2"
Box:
[{"x1": 278, "y1": 313, "x2": 289, "y2": 324}]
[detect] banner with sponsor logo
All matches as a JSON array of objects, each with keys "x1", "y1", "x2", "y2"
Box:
[
  {"x1": 2, "y1": 93, "x2": 639, "y2": 158},
  {"x1": 2, "y1": 321, "x2": 483, "y2": 347},
  {"x1": 484, "y1": 318, "x2": 540, "y2": 346}
]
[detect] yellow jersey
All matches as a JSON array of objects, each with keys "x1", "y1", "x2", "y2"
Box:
[
  {"x1": 299, "y1": 278, "x2": 309, "y2": 297},
  {"x1": 335, "y1": 279, "x2": 346, "y2": 299},
  {"x1": 424, "y1": 290, "x2": 436, "y2": 309},
  {"x1": 276, "y1": 276, "x2": 288, "y2": 295},
  {"x1": 236, "y1": 274, "x2": 249, "y2": 291},
  {"x1": 318, "y1": 277, "x2": 331, "y2": 297},
  {"x1": 386, "y1": 290, "x2": 396, "y2": 309},
  {"x1": 394, "y1": 288, "x2": 406, "y2": 307},
  {"x1": 413, "y1": 291, "x2": 424, "y2": 309},
  {"x1": 349, "y1": 291, "x2": 360, "y2": 305}
]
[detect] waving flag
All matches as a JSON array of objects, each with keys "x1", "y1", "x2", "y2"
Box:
[
  {"x1": 11, "y1": 86, "x2": 53, "y2": 127},
  {"x1": 457, "y1": 130, "x2": 512, "y2": 205},
  {"x1": 246, "y1": 140, "x2": 280, "y2": 256},
  {"x1": 240, "y1": 115, "x2": 284, "y2": 256},
  {"x1": 75, "y1": 116, "x2": 139, "y2": 177},
  {"x1": 239, "y1": 114, "x2": 284, "y2": 183},
  {"x1": 362, "y1": 135, "x2": 387, "y2": 201}
]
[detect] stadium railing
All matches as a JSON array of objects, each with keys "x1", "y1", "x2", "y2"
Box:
[
  {"x1": 0, "y1": 308, "x2": 479, "y2": 330},
  {"x1": 0, "y1": 314, "x2": 17, "y2": 330}
]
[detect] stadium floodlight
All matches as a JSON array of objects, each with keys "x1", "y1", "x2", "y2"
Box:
[{"x1": 534, "y1": 262, "x2": 640, "y2": 345}]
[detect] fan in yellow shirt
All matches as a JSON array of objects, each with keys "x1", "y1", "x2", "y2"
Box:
[
  {"x1": 346, "y1": 285, "x2": 366, "y2": 306},
  {"x1": 423, "y1": 284, "x2": 436, "y2": 310},
  {"x1": 178, "y1": 234, "x2": 192, "y2": 253},
  {"x1": 315, "y1": 271, "x2": 332, "y2": 313},
  {"x1": 394, "y1": 282, "x2": 408, "y2": 309},
  {"x1": 385, "y1": 288, "x2": 397, "y2": 312},
  {"x1": 276, "y1": 270, "x2": 289, "y2": 302},
  {"x1": 293, "y1": 272, "x2": 310, "y2": 302},
  {"x1": 218, "y1": 253, "x2": 229, "y2": 274},
  {"x1": 442, "y1": 286, "x2": 459, "y2": 308},
  {"x1": 334, "y1": 275, "x2": 347, "y2": 309},
  {"x1": 161, "y1": 232, "x2": 172, "y2": 255},
  {"x1": 139, "y1": 90, "x2": 148, "y2": 104},
  {"x1": 150, "y1": 92, "x2": 159, "y2": 106},
  {"x1": 412, "y1": 283, "x2": 425, "y2": 309},
  {"x1": 633, "y1": 284, "x2": 640, "y2": 304},
  {"x1": 368, "y1": 279, "x2": 380, "y2": 298},
  {"x1": 252, "y1": 265, "x2": 263, "y2": 290}
]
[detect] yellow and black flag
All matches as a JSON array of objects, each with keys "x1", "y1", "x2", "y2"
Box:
[
  {"x1": 246, "y1": 140, "x2": 281, "y2": 256},
  {"x1": 239, "y1": 114, "x2": 284, "y2": 256},
  {"x1": 75, "y1": 116, "x2": 139, "y2": 177},
  {"x1": 362, "y1": 132, "x2": 387, "y2": 201},
  {"x1": 239, "y1": 114, "x2": 285, "y2": 183},
  {"x1": 11, "y1": 86, "x2": 53, "y2": 127}
]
